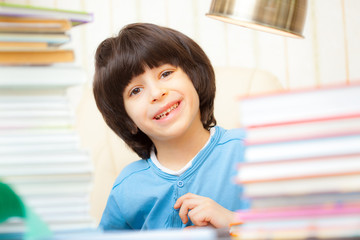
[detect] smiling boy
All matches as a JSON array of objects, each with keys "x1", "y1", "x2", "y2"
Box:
[{"x1": 93, "y1": 23, "x2": 246, "y2": 230}]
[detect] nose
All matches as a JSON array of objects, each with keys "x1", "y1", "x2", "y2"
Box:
[{"x1": 150, "y1": 86, "x2": 168, "y2": 103}]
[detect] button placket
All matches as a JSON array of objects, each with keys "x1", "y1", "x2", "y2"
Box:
[{"x1": 176, "y1": 180, "x2": 184, "y2": 188}]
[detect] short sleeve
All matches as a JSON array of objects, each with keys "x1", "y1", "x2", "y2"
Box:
[{"x1": 98, "y1": 192, "x2": 131, "y2": 230}]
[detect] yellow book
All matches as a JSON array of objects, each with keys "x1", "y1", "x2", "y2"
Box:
[
  {"x1": 0, "y1": 41, "x2": 48, "y2": 50},
  {"x1": 0, "y1": 49, "x2": 74, "y2": 65},
  {"x1": 0, "y1": 16, "x2": 72, "y2": 33}
]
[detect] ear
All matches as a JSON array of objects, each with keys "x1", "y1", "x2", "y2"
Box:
[{"x1": 130, "y1": 124, "x2": 138, "y2": 135}]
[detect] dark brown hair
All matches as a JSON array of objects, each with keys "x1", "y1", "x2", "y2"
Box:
[{"x1": 93, "y1": 23, "x2": 216, "y2": 159}]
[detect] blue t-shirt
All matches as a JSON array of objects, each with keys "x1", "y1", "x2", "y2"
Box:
[{"x1": 99, "y1": 126, "x2": 247, "y2": 230}]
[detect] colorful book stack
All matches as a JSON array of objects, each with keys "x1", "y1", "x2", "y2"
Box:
[
  {"x1": 0, "y1": 3, "x2": 95, "y2": 238},
  {"x1": 234, "y1": 83, "x2": 360, "y2": 239},
  {"x1": 0, "y1": 2, "x2": 93, "y2": 65}
]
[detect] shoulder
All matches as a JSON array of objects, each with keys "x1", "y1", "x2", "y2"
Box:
[
  {"x1": 112, "y1": 159, "x2": 150, "y2": 189},
  {"x1": 210, "y1": 126, "x2": 246, "y2": 163},
  {"x1": 215, "y1": 126, "x2": 246, "y2": 145}
]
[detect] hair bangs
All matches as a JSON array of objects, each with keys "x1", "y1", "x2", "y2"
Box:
[{"x1": 117, "y1": 28, "x2": 184, "y2": 84}]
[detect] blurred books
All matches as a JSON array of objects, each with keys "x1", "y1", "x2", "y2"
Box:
[
  {"x1": 0, "y1": 49, "x2": 74, "y2": 65},
  {"x1": 0, "y1": 227, "x2": 230, "y2": 240},
  {"x1": 0, "y1": 3, "x2": 95, "y2": 237},
  {"x1": 0, "y1": 2, "x2": 92, "y2": 65},
  {"x1": 0, "y1": 16, "x2": 72, "y2": 33},
  {"x1": 234, "y1": 83, "x2": 360, "y2": 239},
  {"x1": 0, "y1": 2, "x2": 93, "y2": 27},
  {"x1": 0, "y1": 65, "x2": 86, "y2": 89}
]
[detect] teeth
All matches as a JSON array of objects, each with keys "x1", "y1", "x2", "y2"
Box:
[{"x1": 155, "y1": 103, "x2": 179, "y2": 120}]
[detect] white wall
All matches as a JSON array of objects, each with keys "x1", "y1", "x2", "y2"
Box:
[{"x1": 4, "y1": 0, "x2": 360, "y2": 222}]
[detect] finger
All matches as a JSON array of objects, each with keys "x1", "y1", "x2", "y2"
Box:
[
  {"x1": 188, "y1": 207, "x2": 211, "y2": 227},
  {"x1": 178, "y1": 198, "x2": 202, "y2": 224},
  {"x1": 184, "y1": 226, "x2": 197, "y2": 229},
  {"x1": 178, "y1": 205, "x2": 189, "y2": 224},
  {"x1": 174, "y1": 192, "x2": 196, "y2": 209}
]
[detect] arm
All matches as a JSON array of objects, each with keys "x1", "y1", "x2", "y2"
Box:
[
  {"x1": 173, "y1": 192, "x2": 236, "y2": 228},
  {"x1": 99, "y1": 193, "x2": 131, "y2": 230}
]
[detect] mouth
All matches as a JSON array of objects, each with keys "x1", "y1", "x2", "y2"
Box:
[{"x1": 154, "y1": 102, "x2": 179, "y2": 120}]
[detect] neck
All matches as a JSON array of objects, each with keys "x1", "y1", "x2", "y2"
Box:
[{"x1": 153, "y1": 126, "x2": 211, "y2": 171}]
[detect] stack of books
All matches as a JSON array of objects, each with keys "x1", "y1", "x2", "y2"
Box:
[
  {"x1": 233, "y1": 83, "x2": 360, "y2": 239},
  {"x1": 0, "y1": 3, "x2": 95, "y2": 237},
  {"x1": 0, "y1": 2, "x2": 93, "y2": 65}
]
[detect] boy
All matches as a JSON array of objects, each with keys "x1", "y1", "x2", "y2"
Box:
[{"x1": 93, "y1": 23, "x2": 246, "y2": 230}]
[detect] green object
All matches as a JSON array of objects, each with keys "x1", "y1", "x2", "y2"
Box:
[
  {"x1": 24, "y1": 206, "x2": 52, "y2": 240},
  {"x1": 0, "y1": 182, "x2": 52, "y2": 240},
  {"x1": 0, "y1": 182, "x2": 25, "y2": 223}
]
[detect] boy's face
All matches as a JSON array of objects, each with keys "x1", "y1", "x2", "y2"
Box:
[{"x1": 123, "y1": 64, "x2": 203, "y2": 144}]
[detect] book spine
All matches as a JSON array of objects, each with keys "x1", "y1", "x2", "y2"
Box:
[{"x1": 236, "y1": 204, "x2": 360, "y2": 221}]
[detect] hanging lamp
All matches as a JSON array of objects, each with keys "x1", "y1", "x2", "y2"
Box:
[{"x1": 206, "y1": 0, "x2": 307, "y2": 38}]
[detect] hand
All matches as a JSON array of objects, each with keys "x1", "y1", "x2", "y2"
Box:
[{"x1": 173, "y1": 193, "x2": 235, "y2": 228}]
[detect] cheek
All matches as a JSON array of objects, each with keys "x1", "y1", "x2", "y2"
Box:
[
  {"x1": 189, "y1": 87, "x2": 200, "y2": 108},
  {"x1": 124, "y1": 100, "x2": 148, "y2": 126},
  {"x1": 124, "y1": 101, "x2": 137, "y2": 122},
  {"x1": 126, "y1": 108, "x2": 138, "y2": 123}
]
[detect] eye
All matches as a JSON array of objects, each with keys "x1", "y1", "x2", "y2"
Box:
[
  {"x1": 130, "y1": 87, "x2": 143, "y2": 96},
  {"x1": 160, "y1": 70, "x2": 173, "y2": 79}
]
